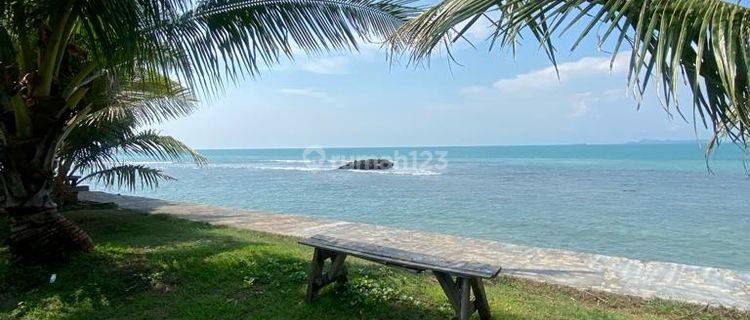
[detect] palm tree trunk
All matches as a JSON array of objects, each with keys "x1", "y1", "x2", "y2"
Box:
[
  {"x1": 1, "y1": 100, "x2": 92, "y2": 264},
  {"x1": 2, "y1": 164, "x2": 92, "y2": 264},
  {"x1": 5, "y1": 203, "x2": 92, "y2": 264}
]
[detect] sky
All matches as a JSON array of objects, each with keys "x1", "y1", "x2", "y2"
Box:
[{"x1": 157, "y1": 15, "x2": 714, "y2": 149}]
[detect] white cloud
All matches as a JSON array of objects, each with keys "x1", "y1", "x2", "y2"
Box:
[
  {"x1": 298, "y1": 57, "x2": 350, "y2": 74},
  {"x1": 571, "y1": 92, "x2": 593, "y2": 118},
  {"x1": 457, "y1": 53, "x2": 633, "y2": 121},
  {"x1": 279, "y1": 88, "x2": 329, "y2": 100},
  {"x1": 493, "y1": 52, "x2": 630, "y2": 93},
  {"x1": 459, "y1": 85, "x2": 488, "y2": 95},
  {"x1": 570, "y1": 88, "x2": 626, "y2": 118}
]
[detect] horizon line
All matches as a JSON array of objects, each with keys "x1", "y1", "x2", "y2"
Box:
[{"x1": 193, "y1": 139, "x2": 708, "y2": 151}]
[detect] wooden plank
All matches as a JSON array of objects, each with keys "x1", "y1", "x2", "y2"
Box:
[{"x1": 300, "y1": 235, "x2": 501, "y2": 278}]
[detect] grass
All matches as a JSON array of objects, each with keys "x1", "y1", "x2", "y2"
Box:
[{"x1": 0, "y1": 207, "x2": 748, "y2": 320}]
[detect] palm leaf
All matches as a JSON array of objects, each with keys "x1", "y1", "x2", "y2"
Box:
[
  {"x1": 3, "y1": 0, "x2": 416, "y2": 97},
  {"x1": 83, "y1": 75, "x2": 198, "y2": 127},
  {"x1": 68, "y1": 0, "x2": 417, "y2": 93},
  {"x1": 69, "y1": 130, "x2": 207, "y2": 175},
  {"x1": 79, "y1": 164, "x2": 175, "y2": 191},
  {"x1": 55, "y1": 64, "x2": 205, "y2": 192},
  {"x1": 118, "y1": 130, "x2": 208, "y2": 165},
  {"x1": 397, "y1": 0, "x2": 750, "y2": 150}
]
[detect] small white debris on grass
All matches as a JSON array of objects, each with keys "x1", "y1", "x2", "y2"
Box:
[{"x1": 49, "y1": 274, "x2": 57, "y2": 284}]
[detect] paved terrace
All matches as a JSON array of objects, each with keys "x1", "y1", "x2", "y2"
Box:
[{"x1": 80, "y1": 191, "x2": 750, "y2": 310}]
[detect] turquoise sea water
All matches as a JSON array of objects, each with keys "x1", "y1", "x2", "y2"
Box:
[{"x1": 107, "y1": 143, "x2": 750, "y2": 271}]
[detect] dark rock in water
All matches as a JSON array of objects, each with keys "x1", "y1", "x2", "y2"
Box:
[{"x1": 339, "y1": 159, "x2": 393, "y2": 170}]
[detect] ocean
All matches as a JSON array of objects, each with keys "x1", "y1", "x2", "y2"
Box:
[{"x1": 104, "y1": 143, "x2": 750, "y2": 271}]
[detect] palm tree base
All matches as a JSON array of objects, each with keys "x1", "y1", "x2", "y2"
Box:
[{"x1": 6, "y1": 207, "x2": 93, "y2": 264}]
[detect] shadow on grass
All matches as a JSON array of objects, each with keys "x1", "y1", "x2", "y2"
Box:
[
  {"x1": 3, "y1": 209, "x2": 743, "y2": 320},
  {"x1": 0, "y1": 209, "x2": 468, "y2": 320}
]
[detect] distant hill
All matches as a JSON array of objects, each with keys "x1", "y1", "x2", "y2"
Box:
[{"x1": 626, "y1": 139, "x2": 705, "y2": 145}]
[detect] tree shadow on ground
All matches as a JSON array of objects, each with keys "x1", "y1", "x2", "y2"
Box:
[
  {"x1": 3, "y1": 209, "x2": 737, "y2": 320},
  {"x1": 0, "y1": 209, "x2": 541, "y2": 320}
]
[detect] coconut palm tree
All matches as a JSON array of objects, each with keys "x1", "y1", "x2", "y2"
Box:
[
  {"x1": 0, "y1": 0, "x2": 414, "y2": 263},
  {"x1": 395, "y1": 0, "x2": 750, "y2": 150},
  {"x1": 52, "y1": 70, "x2": 206, "y2": 205}
]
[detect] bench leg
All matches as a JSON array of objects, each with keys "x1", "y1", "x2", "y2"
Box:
[
  {"x1": 435, "y1": 271, "x2": 461, "y2": 312},
  {"x1": 305, "y1": 248, "x2": 348, "y2": 303},
  {"x1": 458, "y1": 277, "x2": 472, "y2": 320},
  {"x1": 329, "y1": 252, "x2": 349, "y2": 285},
  {"x1": 471, "y1": 278, "x2": 491, "y2": 320},
  {"x1": 434, "y1": 271, "x2": 491, "y2": 320},
  {"x1": 305, "y1": 248, "x2": 326, "y2": 302}
]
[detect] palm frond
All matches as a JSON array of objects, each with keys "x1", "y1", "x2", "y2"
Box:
[
  {"x1": 83, "y1": 94, "x2": 196, "y2": 127},
  {"x1": 72, "y1": 68, "x2": 196, "y2": 125},
  {"x1": 71, "y1": 0, "x2": 417, "y2": 93},
  {"x1": 70, "y1": 130, "x2": 207, "y2": 175},
  {"x1": 3, "y1": 0, "x2": 416, "y2": 96},
  {"x1": 55, "y1": 63, "x2": 205, "y2": 192},
  {"x1": 84, "y1": 86, "x2": 198, "y2": 127},
  {"x1": 119, "y1": 130, "x2": 208, "y2": 165},
  {"x1": 398, "y1": 0, "x2": 750, "y2": 150},
  {"x1": 79, "y1": 164, "x2": 175, "y2": 190}
]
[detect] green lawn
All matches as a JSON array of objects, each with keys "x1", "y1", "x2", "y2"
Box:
[{"x1": 1, "y1": 207, "x2": 747, "y2": 320}]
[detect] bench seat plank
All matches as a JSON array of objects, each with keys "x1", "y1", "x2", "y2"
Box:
[{"x1": 300, "y1": 235, "x2": 501, "y2": 278}]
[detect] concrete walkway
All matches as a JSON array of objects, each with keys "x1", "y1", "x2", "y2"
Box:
[{"x1": 80, "y1": 191, "x2": 750, "y2": 310}]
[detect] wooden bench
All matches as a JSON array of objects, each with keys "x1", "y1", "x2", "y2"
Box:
[{"x1": 300, "y1": 235, "x2": 501, "y2": 320}]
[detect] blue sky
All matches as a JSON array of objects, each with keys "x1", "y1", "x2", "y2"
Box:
[{"x1": 159, "y1": 17, "x2": 712, "y2": 149}]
